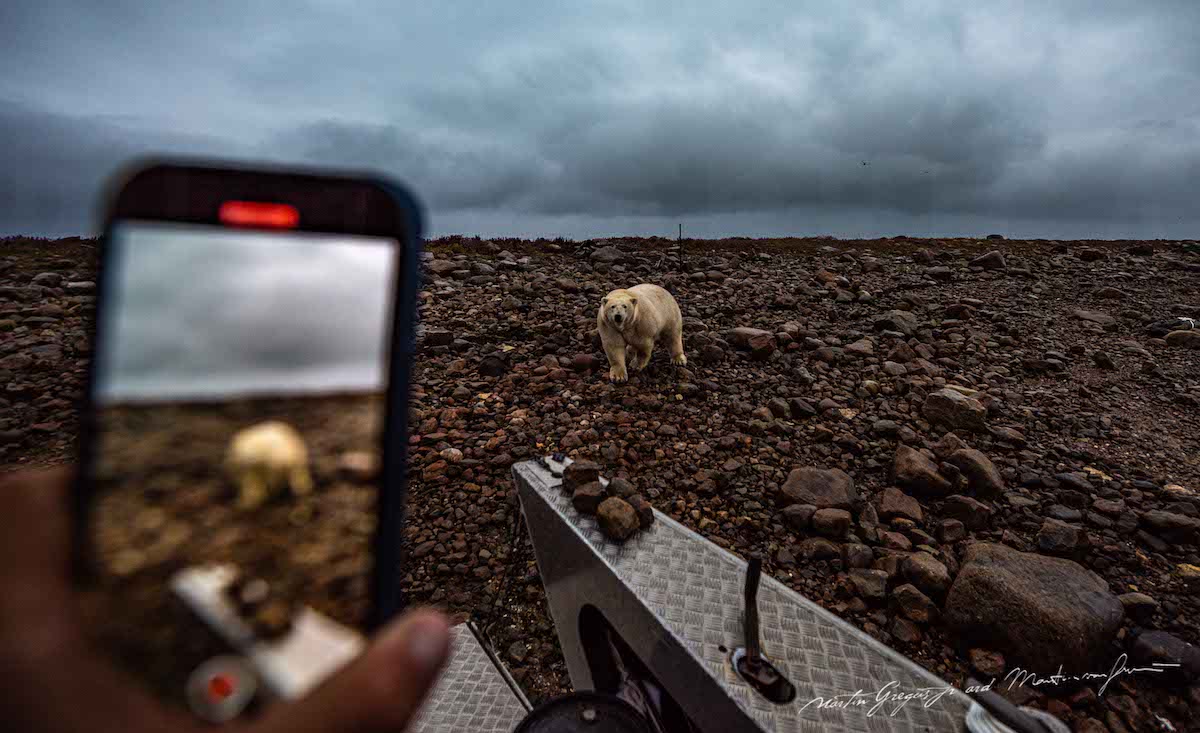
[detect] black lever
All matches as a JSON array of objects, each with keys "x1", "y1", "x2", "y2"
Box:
[{"x1": 743, "y1": 555, "x2": 763, "y2": 666}]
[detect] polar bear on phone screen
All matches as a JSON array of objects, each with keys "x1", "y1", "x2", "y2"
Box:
[{"x1": 597, "y1": 283, "x2": 686, "y2": 383}]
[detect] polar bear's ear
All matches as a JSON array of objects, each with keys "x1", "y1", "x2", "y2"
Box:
[{"x1": 630, "y1": 297, "x2": 638, "y2": 305}]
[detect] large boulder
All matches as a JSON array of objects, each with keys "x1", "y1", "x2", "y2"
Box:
[
  {"x1": 893, "y1": 446, "x2": 953, "y2": 497},
  {"x1": 945, "y1": 543, "x2": 1123, "y2": 675},
  {"x1": 779, "y1": 467, "x2": 858, "y2": 510},
  {"x1": 923, "y1": 389, "x2": 988, "y2": 432}
]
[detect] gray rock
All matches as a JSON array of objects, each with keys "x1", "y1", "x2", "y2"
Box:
[
  {"x1": 874, "y1": 310, "x2": 919, "y2": 336},
  {"x1": 945, "y1": 543, "x2": 1124, "y2": 674},
  {"x1": 590, "y1": 245, "x2": 623, "y2": 263},
  {"x1": 894, "y1": 445, "x2": 953, "y2": 497},
  {"x1": 779, "y1": 467, "x2": 858, "y2": 509},
  {"x1": 1129, "y1": 631, "x2": 1200, "y2": 686},
  {"x1": 1036, "y1": 518, "x2": 1085, "y2": 556},
  {"x1": 843, "y1": 543, "x2": 874, "y2": 569},
  {"x1": 969, "y1": 251, "x2": 1006, "y2": 270},
  {"x1": 1074, "y1": 309, "x2": 1116, "y2": 327},
  {"x1": 849, "y1": 568, "x2": 889, "y2": 601},
  {"x1": 923, "y1": 389, "x2": 988, "y2": 433},
  {"x1": 1140, "y1": 510, "x2": 1200, "y2": 545}
]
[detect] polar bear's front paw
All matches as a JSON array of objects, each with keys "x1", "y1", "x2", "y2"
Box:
[
  {"x1": 609, "y1": 367, "x2": 628, "y2": 383},
  {"x1": 672, "y1": 353, "x2": 687, "y2": 366}
]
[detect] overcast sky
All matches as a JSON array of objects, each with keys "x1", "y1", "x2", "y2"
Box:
[
  {"x1": 96, "y1": 223, "x2": 395, "y2": 401},
  {"x1": 2, "y1": 1, "x2": 1199, "y2": 240}
]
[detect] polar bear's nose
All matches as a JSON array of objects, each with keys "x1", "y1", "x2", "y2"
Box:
[{"x1": 614, "y1": 313, "x2": 623, "y2": 323}]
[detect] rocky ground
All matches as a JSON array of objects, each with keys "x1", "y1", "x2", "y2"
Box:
[{"x1": 3, "y1": 233, "x2": 1200, "y2": 730}]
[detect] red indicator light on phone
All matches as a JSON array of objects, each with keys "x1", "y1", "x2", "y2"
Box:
[
  {"x1": 219, "y1": 200, "x2": 300, "y2": 229},
  {"x1": 207, "y1": 673, "x2": 235, "y2": 701}
]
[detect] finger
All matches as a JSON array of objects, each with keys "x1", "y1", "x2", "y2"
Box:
[
  {"x1": 0, "y1": 468, "x2": 78, "y2": 648},
  {"x1": 254, "y1": 609, "x2": 452, "y2": 733}
]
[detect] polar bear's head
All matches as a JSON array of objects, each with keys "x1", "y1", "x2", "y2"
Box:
[{"x1": 602, "y1": 291, "x2": 638, "y2": 331}]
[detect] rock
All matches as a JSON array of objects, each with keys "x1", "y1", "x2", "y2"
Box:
[
  {"x1": 65, "y1": 281, "x2": 96, "y2": 293},
  {"x1": 596, "y1": 497, "x2": 639, "y2": 541},
  {"x1": 891, "y1": 618, "x2": 922, "y2": 644},
  {"x1": 478, "y1": 353, "x2": 511, "y2": 377},
  {"x1": 607, "y1": 478, "x2": 636, "y2": 499},
  {"x1": 812, "y1": 508, "x2": 852, "y2": 538},
  {"x1": 508, "y1": 640, "x2": 529, "y2": 663},
  {"x1": 944, "y1": 543, "x2": 1124, "y2": 674},
  {"x1": 1074, "y1": 309, "x2": 1116, "y2": 327},
  {"x1": 572, "y1": 481, "x2": 608, "y2": 515},
  {"x1": 931, "y1": 432, "x2": 969, "y2": 460},
  {"x1": 878, "y1": 487, "x2": 923, "y2": 523},
  {"x1": 844, "y1": 543, "x2": 874, "y2": 569},
  {"x1": 767, "y1": 397, "x2": 790, "y2": 418},
  {"x1": 1117, "y1": 592, "x2": 1159, "y2": 623},
  {"x1": 1128, "y1": 631, "x2": 1200, "y2": 687},
  {"x1": 427, "y1": 259, "x2": 458, "y2": 276},
  {"x1": 1092, "y1": 350, "x2": 1117, "y2": 370},
  {"x1": 1078, "y1": 248, "x2": 1106, "y2": 262},
  {"x1": 945, "y1": 449, "x2": 1004, "y2": 498},
  {"x1": 571, "y1": 353, "x2": 603, "y2": 372},
  {"x1": 893, "y1": 446, "x2": 953, "y2": 497},
  {"x1": 939, "y1": 518, "x2": 966, "y2": 543},
  {"x1": 779, "y1": 467, "x2": 858, "y2": 509},
  {"x1": 1140, "y1": 510, "x2": 1200, "y2": 544},
  {"x1": 903, "y1": 552, "x2": 951, "y2": 598},
  {"x1": 968, "y1": 648, "x2": 1006, "y2": 678},
  {"x1": 788, "y1": 397, "x2": 817, "y2": 418},
  {"x1": 1035, "y1": 518, "x2": 1085, "y2": 556},
  {"x1": 797, "y1": 537, "x2": 841, "y2": 561},
  {"x1": 591, "y1": 245, "x2": 623, "y2": 263},
  {"x1": 562, "y1": 460, "x2": 601, "y2": 491},
  {"x1": 892, "y1": 584, "x2": 937, "y2": 623},
  {"x1": 728, "y1": 327, "x2": 777, "y2": 359},
  {"x1": 849, "y1": 568, "x2": 889, "y2": 601},
  {"x1": 969, "y1": 251, "x2": 1006, "y2": 270},
  {"x1": 782, "y1": 504, "x2": 817, "y2": 529},
  {"x1": 31, "y1": 272, "x2": 62, "y2": 287},
  {"x1": 923, "y1": 389, "x2": 988, "y2": 433},
  {"x1": 1165, "y1": 330, "x2": 1200, "y2": 349},
  {"x1": 627, "y1": 495, "x2": 655, "y2": 529},
  {"x1": 874, "y1": 310, "x2": 919, "y2": 336}
]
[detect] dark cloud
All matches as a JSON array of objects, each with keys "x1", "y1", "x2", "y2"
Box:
[
  {"x1": 2, "y1": 1, "x2": 1199, "y2": 239},
  {"x1": 97, "y1": 225, "x2": 394, "y2": 401}
]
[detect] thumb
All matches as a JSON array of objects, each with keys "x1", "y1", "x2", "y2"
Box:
[{"x1": 253, "y1": 609, "x2": 452, "y2": 733}]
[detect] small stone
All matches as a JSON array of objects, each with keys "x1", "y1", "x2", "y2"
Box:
[
  {"x1": 812, "y1": 508, "x2": 852, "y2": 538},
  {"x1": 893, "y1": 445, "x2": 953, "y2": 496},
  {"x1": 946, "y1": 449, "x2": 1004, "y2": 498},
  {"x1": 1036, "y1": 518, "x2": 1084, "y2": 556},
  {"x1": 849, "y1": 568, "x2": 889, "y2": 601},
  {"x1": 1165, "y1": 330, "x2": 1200, "y2": 349},
  {"x1": 596, "y1": 497, "x2": 640, "y2": 541},
  {"x1": 923, "y1": 389, "x2": 988, "y2": 432},
  {"x1": 782, "y1": 503, "x2": 817, "y2": 529},
  {"x1": 607, "y1": 478, "x2": 636, "y2": 499},
  {"x1": 572, "y1": 481, "x2": 608, "y2": 515},
  {"x1": 1117, "y1": 592, "x2": 1158, "y2": 623},
  {"x1": 627, "y1": 495, "x2": 655, "y2": 529},
  {"x1": 939, "y1": 519, "x2": 966, "y2": 543},
  {"x1": 878, "y1": 487, "x2": 923, "y2": 522},
  {"x1": 968, "y1": 648, "x2": 1006, "y2": 679},
  {"x1": 779, "y1": 467, "x2": 858, "y2": 509},
  {"x1": 903, "y1": 552, "x2": 951, "y2": 598},
  {"x1": 892, "y1": 583, "x2": 937, "y2": 623},
  {"x1": 797, "y1": 537, "x2": 841, "y2": 560},
  {"x1": 844, "y1": 543, "x2": 874, "y2": 569},
  {"x1": 1129, "y1": 630, "x2": 1200, "y2": 686},
  {"x1": 563, "y1": 460, "x2": 601, "y2": 491},
  {"x1": 891, "y1": 617, "x2": 922, "y2": 643},
  {"x1": 969, "y1": 251, "x2": 1006, "y2": 270}
]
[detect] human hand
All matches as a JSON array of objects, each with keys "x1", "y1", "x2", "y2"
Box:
[{"x1": 0, "y1": 468, "x2": 451, "y2": 733}]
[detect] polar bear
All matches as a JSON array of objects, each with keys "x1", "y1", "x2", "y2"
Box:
[
  {"x1": 225, "y1": 421, "x2": 314, "y2": 510},
  {"x1": 597, "y1": 283, "x2": 686, "y2": 383}
]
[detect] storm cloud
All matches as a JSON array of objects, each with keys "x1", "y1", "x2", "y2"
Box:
[
  {"x1": 96, "y1": 224, "x2": 395, "y2": 401},
  {"x1": 2, "y1": 1, "x2": 1199, "y2": 239}
]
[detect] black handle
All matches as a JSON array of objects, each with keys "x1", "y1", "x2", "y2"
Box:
[{"x1": 744, "y1": 556, "x2": 762, "y2": 663}]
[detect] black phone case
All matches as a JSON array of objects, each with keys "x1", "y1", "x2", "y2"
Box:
[{"x1": 71, "y1": 157, "x2": 425, "y2": 632}]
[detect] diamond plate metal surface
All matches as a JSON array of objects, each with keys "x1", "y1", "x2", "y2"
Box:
[
  {"x1": 515, "y1": 457, "x2": 973, "y2": 732},
  {"x1": 410, "y1": 624, "x2": 529, "y2": 733}
]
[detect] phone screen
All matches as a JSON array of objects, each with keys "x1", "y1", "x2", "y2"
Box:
[{"x1": 83, "y1": 220, "x2": 397, "y2": 715}]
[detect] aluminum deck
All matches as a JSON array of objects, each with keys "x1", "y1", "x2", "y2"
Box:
[{"x1": 514, "y1": 456, "x2": 976, "y2": 732}]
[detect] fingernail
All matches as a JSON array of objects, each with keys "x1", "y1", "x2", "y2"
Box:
[{"x1": 405, "y1": 615, "x2": 450, "y2": 673}]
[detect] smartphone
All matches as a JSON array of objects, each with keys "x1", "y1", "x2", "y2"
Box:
[{"x1": 72, "y1": 160, "x2": 423, "y2": 719}]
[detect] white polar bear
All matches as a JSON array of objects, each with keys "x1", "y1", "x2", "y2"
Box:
[
  {"x1": 225, "y1": 421, "x2": 314, "y2": 510},
  {"x1": 597, "y1": 283, "x2": 686, "y2": 383}
]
